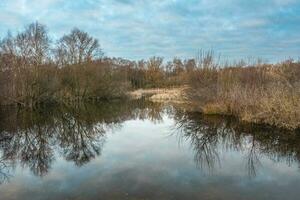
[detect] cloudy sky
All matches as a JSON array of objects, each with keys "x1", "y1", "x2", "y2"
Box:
[{"x1": 0, "y1": 0, "x2": 299, "y2": 61}]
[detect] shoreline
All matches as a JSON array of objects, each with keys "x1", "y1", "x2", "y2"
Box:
[{"x1": 128, "y1": 87, "x2": 300, "y2": 130}]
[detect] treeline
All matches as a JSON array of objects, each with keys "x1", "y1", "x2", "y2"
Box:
[
  {"x1": 0, "y1": 22, "x2": 195, "y2": 107},
  {"x1": 0, "y1": 22, "x2": 299, "y2": 129},
  {"x1": 0, "y1": 22, "x2": 120, "y2": 107}
]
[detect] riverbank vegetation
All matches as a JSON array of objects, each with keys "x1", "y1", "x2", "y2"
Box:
[
  {"x1": 0, "y1": 22, "x2": 299, "y2": 129},
  {"x1": 187, "y1": 52, "x2": 300, "y2": 129}
]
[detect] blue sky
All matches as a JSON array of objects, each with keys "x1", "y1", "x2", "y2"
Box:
[{"x1": 0, "y1": 0, "x2": 300, "y2": 62}]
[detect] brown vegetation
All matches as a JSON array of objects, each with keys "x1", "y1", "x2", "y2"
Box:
[
  {"x1": 187, "y1": 53, "x2": 300, "y2": 129},
  {"x1": 0, "y1": 22, "x2": 123, "y2": 107},
  {"x1": 128, "y1": 86, "x2": 188, "y2": 103},
  {"x1": 0, "y1": 22, "x2": 190, "y2": 107},
  {"x1": 0, "y1": 22, "x2": 299, "y2": 129}
]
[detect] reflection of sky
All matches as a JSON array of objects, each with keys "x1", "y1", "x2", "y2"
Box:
[
  {"x1": 0, "y1": 0, "x2": 300, "y2": 62},
  {"x1": 0, "y1": 116, "x2": 300, "y2": 200}
]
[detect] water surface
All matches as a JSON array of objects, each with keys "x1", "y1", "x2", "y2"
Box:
[{"x1": 0, "y1": 100, "x2": 300, "y2": 200}]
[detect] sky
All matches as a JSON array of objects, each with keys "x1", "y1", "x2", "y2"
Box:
[{"x1": 0, "y1": 0, "x2": 300, "y2": 62}]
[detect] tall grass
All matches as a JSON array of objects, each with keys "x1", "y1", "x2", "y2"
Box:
[{"x1": 187, "y1": 54, "x2": 300, "y2": 129}]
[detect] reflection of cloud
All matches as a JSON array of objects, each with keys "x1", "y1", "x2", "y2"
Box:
[{"x1": 0, "y1": 0, "x2": 300, "y2": 61}]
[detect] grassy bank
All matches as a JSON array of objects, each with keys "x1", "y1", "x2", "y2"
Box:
[
  {"x1": 126, "y1": 56, "x2": 300, "y2": 129},
  {"x1": 187, "y1": 59, "x2": 300, "y2": 130}
]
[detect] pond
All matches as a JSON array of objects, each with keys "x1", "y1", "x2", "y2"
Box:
[{"x1": 0, "y1": 100, "x2": 299, "y2": 200}]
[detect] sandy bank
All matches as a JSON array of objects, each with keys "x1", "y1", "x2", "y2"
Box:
[{"x1": 128, "y1": 87, "x2": 188, "y2": 103}]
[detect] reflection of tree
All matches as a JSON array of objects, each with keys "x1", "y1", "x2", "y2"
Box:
[
  {"x1": 0, "y1": 99, "x2": 165, "y2": 178},
  {"x1": 244, "y1": 136, "x2": 261, "y2": 177},
  {"x1": 174, "y1": 112, "x2": 224, "y2": 172},
  {"x1": 131, "y1": 100, "x2": 165, "y2": 123},
  {"x1": 0, "y1": 158, "x2": 11, "y2": 184},
  {"x1": 0, "y1": 121, "x2": 55, "y2": 177},
  {"x1": 20, "y1": 131, "x2": 54, "y2": 177},
  {"x1": 2, "y1": 99, "x2": 298, "y2": 180},
  {"x1": 173, "y1": 110, "x2": 300, "y2": 177},
  {"x1": 0, "y1": 133, "x2": 13, "y2": 184},
  {"x1": 57, "y1": 113, "x2": 106, "y2": 166}
]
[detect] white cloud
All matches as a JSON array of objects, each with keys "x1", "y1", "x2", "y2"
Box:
[{"x1": 0, "y1": 0, "x2": 299, "y2": 61}]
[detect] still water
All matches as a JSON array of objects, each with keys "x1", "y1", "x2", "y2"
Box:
[{"x1": 0, "y1": 100, "x2": 299, "y2": 200}]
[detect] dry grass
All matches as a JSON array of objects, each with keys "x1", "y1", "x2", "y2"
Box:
[
  {"x1": 128, "y1": 86, "x2": 188, "y2": 103},
  {"x1": 188, "y1": 59, "x2": 300, "y2": 129},
  {"x1": 202, "y1": 102, "x2": 229, "y2": 115}
]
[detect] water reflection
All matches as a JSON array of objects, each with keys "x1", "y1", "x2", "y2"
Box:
[
  {"x1": 0, "y1": 100, "x2": 165, "y2": 180},
  {"x1": 0, "y1": 158, "x2": 11, "y2": 184},
  {"x1": 174, "y1": 110, "x2": 300, "y2": 176},
  {"x1": 0, "y1": 100, "x2": 299, "y2": 184}
]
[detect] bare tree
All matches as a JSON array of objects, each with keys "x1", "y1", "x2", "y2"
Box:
[
  {"x1": 0, "y1": 22, "x2": 51, "y2": 107},
  {"x1": 15, "y1": 22, "x2": 50, "y2": 65},
  {"x1": 55, "y1": 28, "x2": 102, "y2": 65}
]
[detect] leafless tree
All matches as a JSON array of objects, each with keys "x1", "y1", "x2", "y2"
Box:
[
  {"x1": 55, "y1": 28, "x2": 102, "y2": 65},
  {"x1": 15, "y1": 22, "x2": 50, "y2": 65}
]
